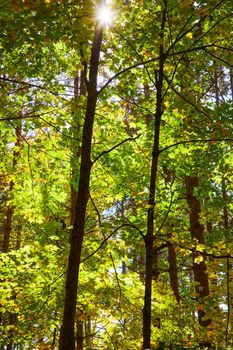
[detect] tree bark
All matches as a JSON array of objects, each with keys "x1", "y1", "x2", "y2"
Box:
[
  {"x1": 59, "y1": 23, "x2": 103, "y2": 350},
  {"x1": 70, "y1": 73, "x2": 86, "y2": 350},
  {"x1": 2, "y1": 124, "x2": 21, "y2": 253},
  {"x1": 142, "y1": 3, "x2": 167, "y2": 348},
  {"x1": 76, "y1": 309, "x2": 84, "y2": 350},
  {"x1": 230, "y1": 67, "x2": 233, "y2": 101},
  {"x1": 222, "y1": 180, "x2": 229, "y2": 229},
  {"x1": 1, "y1": 122, "x2": 22, "y2": 350},
  {"x1": 185, "y1": 176, "x2": 211, "y2": 328},
  {"x1": 168, "y1": 239, "x2": 180, "y2": 303}
]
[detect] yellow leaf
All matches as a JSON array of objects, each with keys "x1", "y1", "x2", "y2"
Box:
[
  {"x1": 186, "y1": 32, "x2": 193, "y2": 39},
  {"x1": 194, "y1": 255, "x2": 203, "y2": 264}
]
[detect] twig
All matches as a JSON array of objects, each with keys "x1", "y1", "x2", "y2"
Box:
[{"x1": 92, "y1": 134, "x2": 140, "y2": 165}]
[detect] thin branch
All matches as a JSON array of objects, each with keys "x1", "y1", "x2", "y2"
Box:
[
  {"x1": 92, "y1": 134, "x2": 141, "y2": 165},
  {"x1": 118, "y1": 94, "x2": 155, "y2": 116},
  {"x1": 0, "y1": 110, "x2": 57, "y2": 122},
  {"x1": 38, "y1": 116, "x2": 76, "y2": 139},
  {"x1": 197, "y1": 70, "x2": 225, "y2": 101},
  {"x1": 113, "y1": 28, "x2": 156, "y2": 88},
  {"x1": 153, "y1": 190, "x2": 174, "y2": 240},
  {"x1": 178, "y1": 241, "x2": 233, "y2": 259},
  {"x1": 160, "y1": 138, "x2": 233, "y2": 154},
  {"x1": 98, "y1": 42, "x2": 232, "y2": 96},
  {"x1": 168, "y1": 0, "x2": 204, "y2": 51},
  {"x1": 0, "y1": 76, "x2": 67, "y2": 100},
  {"x1": 166, "y1": 0, "x2": 226, "y2": 55},
  {"x1": 212, "y1": 44, "x2": 233, "y2": 53},
  {"x1": 203, "y1": 49, "x2": 233, "y2": 67},
  {"x1": 98, "y1": 56, "x2": 160, "y2": 94},
  {"x1": 81, "y1": 223, "x2": 145, "y2": 263},
  {"x1": 169, "y1": 44, "x2": 215, "y2": 56},
  {"x1": 163, "y1": 74, "x2": 213, "y2": 121}
]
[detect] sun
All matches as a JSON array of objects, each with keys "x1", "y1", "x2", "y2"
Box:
[{"x1": 96, "y1": 5, "x2": 114, "y2": 26}]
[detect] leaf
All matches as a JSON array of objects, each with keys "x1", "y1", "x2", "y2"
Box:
[
  {"x1": 194, "y1": 255, "x2": 203, "y2": 264},
  {"x1": 185, "y1": 32, "x2": 193, "y2": 39}
]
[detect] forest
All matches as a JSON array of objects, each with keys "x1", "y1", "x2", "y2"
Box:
[{"x1": 0, "y1": 0, "x2": 233, "y2": 349}]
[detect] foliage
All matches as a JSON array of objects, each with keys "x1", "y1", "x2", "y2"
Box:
[{"x1": 0, "y1": 0, "x2": 232, "y2": 349}]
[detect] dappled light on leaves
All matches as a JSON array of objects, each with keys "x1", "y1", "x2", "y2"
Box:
[{"x1": 0, "y1": 0, "x2": 232, "y2": 349}]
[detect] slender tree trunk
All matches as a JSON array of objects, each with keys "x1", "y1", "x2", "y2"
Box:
[
  {"x1": 214, "y1": 69, "x2": 220, "y2": 107},
  {"x1": 70, "y1": 70, "x2": 87, "y2": 227},
  {"x1": 1, "y1": 122, "x2": 22, "y2": 350},
  {"x1": 76, "y1": 309, "x2": 84, "y2": 350},
  {"x1": 7, "y1": 313, "x2": 17, "y2": 350},
  {"x1": 230, "y1": 67, "x2": 233, "y2": 101},
  {"x1": 222, "y1": 180, "x2": 229, "y2": 229},
  {"x1": 2, "y1": 124, "x2": 21, "y2": 253},
  {"x1": 142, "y1": 4, "x2": 167, "y2": 348},
  {"x1": 185, "y1": 176, "x2": 211, "y2": 329},
  {"x1": 168, "y1": 238, "x2": 180, "y2": 303},
  {"x1": 85, "y1": 315, "x2": 92, "y2": 349},
  {"x1": 70, "y1": 70, "x2": 87, "y2": 350},
  {"x1": 59, "y1": 22, "x2": 103, "y2": 350},
  {"x1": 152, "y1": 247, "x2": 159, "y2": 280}
]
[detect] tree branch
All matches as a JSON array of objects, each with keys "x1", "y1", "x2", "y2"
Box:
[
  {"x1": 163, "y1": 74, "x2": 213, "y2": 121},
  {"x1": 166, "y1": 0, "x2": 226, "y2": 55},
  {"x1": 0, "y1": 76, "x2": 67, "y2": 100},
  {"x1": 203, "y1": 49, "x2": 233, "y2": 67},
  {"x1": 153, "y1": 190, "x2": 174, "y2": 240},
  {"x1": 0, "y1": 110, "x2": 56, "y2": 122},
  {"x1": 113, "y1": 28, "x2": 156, "y2": 88},
  {"x1": 98, "y1": 56, "x2": 160, "y2": 94},
  {"x1": 81, "y1": 223, "x2": 144, "y2": 263},
  {"x1": 92, "y1": 134, "x2": 141, "y2": 165},
  {"x1": 160, "y1": 138, "x2": 233, "y2": 154}
]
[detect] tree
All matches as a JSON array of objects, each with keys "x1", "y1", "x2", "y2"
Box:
[{"x1": 0, "y1": 0, "x2": 232, "y2": 349}]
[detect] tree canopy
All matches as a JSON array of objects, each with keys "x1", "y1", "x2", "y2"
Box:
[{"x1": 0, "y1": 0, "x2": 233, "y2": 349}]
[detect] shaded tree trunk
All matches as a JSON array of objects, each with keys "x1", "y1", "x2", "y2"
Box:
[
  {"x1": 222, "y1": 180, "x2": 229, "y2": 230},
  {"x1": 7, "y1": 313, "x2": 17, "y2": 350},
  {"x1": 59, "y1": 21, "x2": 103, "y2": 350},
  {"x1": 185, "y1": 176, "x2": 211, "y2": 328},
  {"x1": 76, "y1": 309, "x2": 84, "y2": 350},
  {"x1": 168, "y1": 239, "x2": 180, "y2": 303},
  {"x1": 1, "y1": 122, "x2": 22, "y2": 350},
  {"x1": 230, "y1": 67, "x2": 233, "y2": 101},
  {"x1": 85, "y1": 315, "x2": 92, "y2": 349},
  {"x1": 142, "y1": 3, "x2": 167, "y2": 348},
  {"x1": 152, "y1": 247, "x2": 159, "y2": 280},
  {"x1": 70, "y1": 70, "x2": 87, "y2": 350},
  {"x1": 2, "y1": 124, "x2": 21, "y2": 253}
]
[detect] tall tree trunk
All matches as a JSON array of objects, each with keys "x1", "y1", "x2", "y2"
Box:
[
  {"x1": 152, "y1": 247, "x2": 159, "y2": 280},
  {"x1": 142, "y1": 3, "x2": 167, "y2": 348},
  {"x1": 2, "y1": 124, "x2": 21, "y2": 253},
  {"x1": 185, "y1": 176, "x2": 211, "y2": 329},
  {"x1": 214, "y1": 69, "x2": 220, "y2": 107},
  {"x1": 230, "y1": 67, "x2": 233, "y2": 101},
  {"x1": 85, "y1": 315, "x2": 92, "y2": 349},
  {"x1": 71, "y1": 71, "x2": 86, "y2": 350},
  {"x1": 168, "y1": 238, "x2": 180, "y2": 303},
  {"x1": 7, "y1": 313, "x2": 17, "y2": 350},
  {"x1": 59, "y1": 21, "x2": 103, "y2": 350},
  {"x1": 1, "y1": 122, "x2": 22, "y2": 350},
  {"x1": 222, "y1": 180, "x2": 229, "y2": 230},
  {"x1": 76, "y1": 309, "x2": 84, "y2": 350}
]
